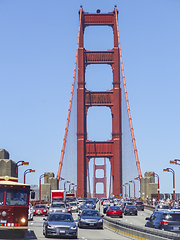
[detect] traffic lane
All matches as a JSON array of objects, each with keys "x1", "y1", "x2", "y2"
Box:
[{"x1": 26, "y1": 215, "x2": 131, "y2": 240}]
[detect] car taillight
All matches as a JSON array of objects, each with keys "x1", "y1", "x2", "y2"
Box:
[
  {"x1": 126, "y1": 208, "x2": 129, "y2": 210},
  {"x1": 160, "y1": 221, "x2": 169, "y2": 225}
]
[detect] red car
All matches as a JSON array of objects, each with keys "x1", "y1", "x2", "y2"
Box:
[
  {"x1": 106, "y1": 206, "x2": 123, "y2": 218},
  {"x1": 33, "y1": 204, "x2": 48, "y2": 216}
]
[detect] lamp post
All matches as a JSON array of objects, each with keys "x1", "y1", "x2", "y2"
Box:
[
  {"x1": 121, "y1": 185, "x2": 125, "y2": 198},
  {"x1": 16, "y1": 161, "x2": 29, "y2": 174},
  {"x1": 170, "y1": 159, "x2": 180, "y2": 166},
  {"x1": 125, "y1": 183, "x2": 130, "y2": 198},
  {"x1": 134, "y1": 177, "x2": 140, "y2": 198},
  {"x1": 129, "y1": 180, "x2": 135, "y2": 198},
  {"x1": 39, "y1": 173, "x2": 48, "y2": 202},
  {"x1": 64, "y1": 180, "x2": 70, "y2": 191},
  {"x1": 163, "y1": 168, "x2": 175, "y2": 200},
  {"x1": 24, "y1": 169, "x2": 35, "y2": 184},
  {"x1": 59, "y1": 177, "x2": 65, "y2": 189},
  {"x1": 150, "y1": 172, "x2": 160, "y2": 202},
  {"x1": 69, "y1": 183, "x2": 74, "y2": 192}
]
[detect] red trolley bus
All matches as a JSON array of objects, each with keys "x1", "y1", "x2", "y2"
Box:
[{"x1": 0, "y1": 176, "x2": 31, "y2": 238}]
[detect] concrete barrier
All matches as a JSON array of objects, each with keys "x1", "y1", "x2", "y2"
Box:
[{"x1": 103, "y1": 215, "x2": 180, "y2": 240}]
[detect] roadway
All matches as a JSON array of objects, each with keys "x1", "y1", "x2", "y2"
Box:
[{"x1": 0, "y1": 205, "x2": 153, "y2": 239}]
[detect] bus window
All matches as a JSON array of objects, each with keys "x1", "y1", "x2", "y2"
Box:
[
  {"x1": 0, "y1": 190, "x2": 4, "y2": 205},
  {"x1": 6, "y1": 190, "x2": 28, "y2": 206}
]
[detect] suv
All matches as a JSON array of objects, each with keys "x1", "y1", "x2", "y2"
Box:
[
  {"x1": 145, "y1": 210, "x2": 180, "y2": 232},
  {"x1": 134, "y1": 201, "x2": 144, "y2": 211}
]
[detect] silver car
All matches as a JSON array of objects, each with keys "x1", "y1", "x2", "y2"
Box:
[{"x1": 48, "y1": 201, "x2": 68, "y2": 214}]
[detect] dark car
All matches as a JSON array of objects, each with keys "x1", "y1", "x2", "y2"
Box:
[
  {"x1": 106, "y1": 206, "x2": 123, "y2": 218},
  {"x1": 43, "y1": 212, "x2": 78, "y2": 238},
  {"x1": 121, "y1": 201, "x2": 133, "y2": 212},
  {"x1": 79, "y1": 203, "x2": 94, "y2": 214},
  {"x1": 84, "y1": 200, "x2": 96, "y2": 209},
  {"x1": 145, "y1": 210, "x2": 180, "y2": 232},
  {"x1": 78, "y1": 209, "x2": 103, "y2": 229},
  {"x1": 103, "y1": 206, "x2": 108, "y2": 214},
  {"x1": 124, "y1": 205, "x2": 137, "y2": 216},
  {"x1": 154, "y1": 204, "x2": 170, "y2": 212},
  {"x1": 134, "y1": 201, "x2": 144, "y2": 211}
]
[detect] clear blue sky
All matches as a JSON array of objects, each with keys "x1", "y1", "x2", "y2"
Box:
[{"x1": 0, "y1": 0, "x2": 180, "y2": 196}]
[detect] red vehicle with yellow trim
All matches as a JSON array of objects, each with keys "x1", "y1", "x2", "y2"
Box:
[{"x1": 0, "y1": 176, "x2": 31, "y2": 238}]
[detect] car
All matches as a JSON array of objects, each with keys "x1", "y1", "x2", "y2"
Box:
[
  {"x1": 66, "y1": 202, "x2": 72, "y2": 214},
  {"x1": 48, "y1": 201, "x2": 68, "y2": 214},
  {"x1": 85, "y1": 199, "x2": 96, "y2": 209},
  {"x1": 154, "y1": 204, "x2": 170, "y2": 212},
  {"x1": 78, "y1": 209, "x2": 103, "y2": 229},
  {"x1": 78, "y1": 203, "x2": 94, "y2": 214},
  {"x1": 106, "y1": 206, "x2": 123, "y2": 218},
  {"x1": 103, "y1": 199, "x2": 110, "y2": 206},
  {"x1": 134, "y1": 201, "x2": 144, "y2": 211},
  {"x1": 103, "y1": 206, "x2": 108, "y2": 214},
  {"x1": 124, "y1": 205, "x2": 137, "y2": 216},
  {"x1": 69, "y1": 201, "x2": 78, "y2": 212},
  {"x1": 145, "y1": 210, "x2": 180, "y2": 232},
  {"x1": 43, "y1": 212, "x2": 78, "y2": 238},
  {"x1": 28, "y1": 203, "x2": 33, "y2": 221},
  {"x1": 33, "y1": 204, "x2": 48, "y2": 216},
  {"x1": 121, "y1": 201, "x2": 133, "y2": 212}
]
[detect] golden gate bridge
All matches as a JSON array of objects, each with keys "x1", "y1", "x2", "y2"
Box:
[{"x1": 57, "y1": 6, "x2": 142, "y2": 199}]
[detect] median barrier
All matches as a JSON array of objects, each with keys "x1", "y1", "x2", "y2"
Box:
[{"x1": 103, "y1": 215, "x2": 180, "y2": 240}]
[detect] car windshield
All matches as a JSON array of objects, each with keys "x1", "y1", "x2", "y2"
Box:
[
  {"x1": 81, "y1": 210, "x2": 100, "y2": 217},
  {"x1": 110, "y1": 206, "x2": 119, "y2": 209},
  {"x1": 49, "y1": 214, "x2": 73, "y2": 222},
  {"x1": 126, "y1": 205, "x2": 135, "y2": 209},
  {"x1": 34, "y1": 205, "x2": 46, "y2": 209},
  {"x1": 70, "y1": 202, "x2": 77, "y2": 206},
  {"x1": 6, "y1": 190, "x2": 28, "y2": 206},
  {"x1": 51, "y1": 203, "x2": 65, "y2": 208},
  {"x1": 0, "y1": 190, "x2": 4, "y2": 205}
]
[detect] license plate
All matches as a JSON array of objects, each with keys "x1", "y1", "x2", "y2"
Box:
[
  {"x1": 90, "y1": 223, "x2": 94, "y2": 225},
  {"x1": 173, "y1": 226, "x2": 179, "y2": 230},
  {"x1": 60, "y1": 230, "x2": 65, "y2": 233}
]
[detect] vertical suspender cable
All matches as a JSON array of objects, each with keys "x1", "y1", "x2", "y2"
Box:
[
  {"x1": 57, "y1": 7, "x2": 83, "y2": 180},
  {"x1": 114, "y1": 7, "x2": 142, "y2": 179}
]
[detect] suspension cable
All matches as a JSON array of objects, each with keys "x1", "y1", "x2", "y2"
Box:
[
  {"x1": 57, "y1": 7, "x2": 83, "y2": 180},
  {"x1": 114, "y1": 7, "x2": 142, "y2": 179}
]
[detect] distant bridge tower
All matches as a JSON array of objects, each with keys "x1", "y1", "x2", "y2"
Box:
[
  {"x1": 93, "y1": 158, "x2": 107, "y2": 199},
  {"x1": 77, "y1": 7, "x2": 122, "y2": 198}
]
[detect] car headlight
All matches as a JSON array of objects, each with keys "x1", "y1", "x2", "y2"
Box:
[
  {"x1": 47, "y1": 225, "x2": 55, "y2": 229},
  {"x1": 70, "y1": 226, "x2": 77, "y2": 230},
  {"x1": 48, "y1": 209, "x2": 53, "y2": 213},
  {"x1": 62, "y1": 209, "x2": 66, "y2": 212},
  {"x1": 98, "y1": 219, "x2": 103, "y2": 222},
  {"x1": 80, "y1": 218, "x2": 86, "y2": 222}
]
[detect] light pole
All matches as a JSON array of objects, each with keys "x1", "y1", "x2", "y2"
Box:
[
  {"x1": 64, "y1": 180, "x2": 70, "y2": 191},
  {"x1": 134, "y1": 177, "x2": 140, "y2": 198},
  {"x1": 121, "y1": 185, "x2": 125, "y2": 198},
  {"x1": 39, "y1": 173, "x2": 48, "y2": 202},
  {"x1": 59, "y1": 177, "x2": 65, "y2": 189},
  {"x1": 170, "y1": 159, "x2": 180, "y2": 166},
  {"x1": 16, "y1": 161, "x2": 29, "y2": 174},
  {"x1": 69, "y1": 183, "x2": 74, "y2": 192},
  {"x1": 129, "y1": 180, "x2": 135, "y2": 198},
  {"x1": 150, "y1": 172, "x2": 160, "y2": 202},
  {"x1": 125, "y1": 183, "x2": 130, "y2": 198},
  {"x1": 24, "y1": 169, "x2": 35, "y2": 184},
  {"x1": 163, "y1": 168, "x2": 175, "y2": 200}
]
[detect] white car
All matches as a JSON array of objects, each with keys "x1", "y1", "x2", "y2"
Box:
[
  {"x1": 103, "y1": 200, "x2": 110, "y2": 206},
  {"x1": 28, "y1": 203, "x2": 33, "y2": 221}
]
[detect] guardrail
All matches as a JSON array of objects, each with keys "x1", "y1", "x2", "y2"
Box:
[
  {"x1": 98, "y1": 203, "x2": 180, "y2": 240},
  {"x1": 103, "y1": 215, "x2": 180, "y2": 240}
]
